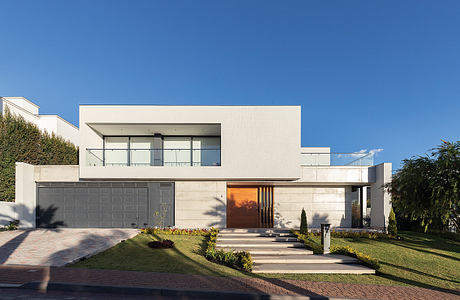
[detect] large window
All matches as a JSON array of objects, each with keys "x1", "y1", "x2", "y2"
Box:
[
  {"x1": 163, "y1": 137, "x2": 192, "y2": 166},
  {"x1": 101, "y1": 136, "x2": 220, "y2": 166},
  {"x1": 105, "y1": 137, "x2": 128, "y2": 166},
  {"x1": 130, "y1": 137, "x2": 153, "y2": 166}
]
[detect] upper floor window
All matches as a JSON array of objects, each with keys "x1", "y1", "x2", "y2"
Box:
[{"x1": 91, "y1": 135, "x2": 221, "y2": 167}]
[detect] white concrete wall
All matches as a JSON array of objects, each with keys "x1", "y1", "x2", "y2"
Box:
[
  {"x1": 274, "y1": 186, "x2": 352, "y2": 228},
  {"x1": 174, "y1": 181, "x2": 226, "y2": 228},
  {"x1": 371, "y1": 163, "x2": 392, "y2": 228},
  {"x1": 298, "y1": 166, "x2": 375, "y2": 184},
  {"x1": 0, "y1": 202, "x2": 17, "y2": 226},
  {"x1": 34, "y1": 165, "x2": 79, "y2": 182},
  {"x1": 79, "y1": 105, "x2": 301, "y2": 181},
  {"x1": 15, "y1": 162, "x2": 37, "y2": 229}
]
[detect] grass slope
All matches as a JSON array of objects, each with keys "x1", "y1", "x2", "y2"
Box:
[
  {"x1": 70, "y1": 233, "x2": 246, "y2": 277},
  {"x1": 70, "y1": 231, "x2": 460, "y2": 292}
]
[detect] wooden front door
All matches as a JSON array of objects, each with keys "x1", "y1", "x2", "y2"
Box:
[
  {"x1": 227, "y1": 187, "x2": 259, "y2": 228},
  {"x1": 227, "y1": 186, "x2": 274, "y2": 228}
]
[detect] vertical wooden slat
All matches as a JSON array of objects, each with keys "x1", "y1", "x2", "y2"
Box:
[
  {"x1": 270, "y1": 186, "x2": 274, "y2": 227},
  {"x1": 264, "y1": 187, "x2": 267, "y2": 227},
  {"x1": 258, "y1": 187, "x2": 261, "y2": 228}
]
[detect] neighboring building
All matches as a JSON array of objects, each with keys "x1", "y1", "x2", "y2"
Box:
[
  {"x1": 0, "y1": 97, "x2": 79, "y2": 145},
  {"x1": 13, "y1": 105, "x2": 392, "y2": 229}
]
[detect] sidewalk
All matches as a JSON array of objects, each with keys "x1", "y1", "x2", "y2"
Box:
[{"x1": 0, "y1": 265, "x2": 458, "y2": 300}]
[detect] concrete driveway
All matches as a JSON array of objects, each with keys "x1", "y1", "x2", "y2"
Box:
[{"x1": 0, "y1": 229, "x2": 138, "y2": 266}]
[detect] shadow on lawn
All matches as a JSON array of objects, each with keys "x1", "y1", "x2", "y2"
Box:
[{"x1": 396, "y1": 243, "x2": 460, "y2": 262}]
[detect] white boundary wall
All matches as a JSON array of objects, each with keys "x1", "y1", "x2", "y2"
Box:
[
  {"x1": 0, "y1": 202, "x2": 17, "y2": 226},
  {"x1": 8, "y1": 163, "x2": 79, "y2": 228}
]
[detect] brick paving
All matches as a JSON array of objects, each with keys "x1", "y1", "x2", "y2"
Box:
[
  {"x1": 0, "y1": 229, "x2": 138, "y2": 266},
  {"x1": 0, "y1": 265, "x2": 458, "y2": 300}
]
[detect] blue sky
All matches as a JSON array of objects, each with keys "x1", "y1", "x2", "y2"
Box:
[{"x1": 1, "y1": 1, "x2": 459, "y2": 169}]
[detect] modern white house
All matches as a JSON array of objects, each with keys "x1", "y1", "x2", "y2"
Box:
[
  {"x1": 12, "y1": 104, "x2": 391, "y2": 230},
  {"x1": 0, "y1": 97, "x2": 79, "y2": 145}
]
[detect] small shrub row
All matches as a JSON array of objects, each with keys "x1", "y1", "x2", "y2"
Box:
[
  {"x1": 141, "y1": 227, "x2": 210, "y2": 236},
  {"x1": 204, "y1": 228, "x2": 253, "y2": 272},
  {"x1": 291, "y1": 230, "x2": 324, "y2": 254},
  {"x1": 305, "y1": 230, "x2": 395, "y2": 240},
  {"x1": 330, "y1": 245, "x2": 381, "y2": 270},
  {"x1": 147, "y1": 239, "x2": 174, "y2": 249},
  {"x1": 0, "y1": 220, "x2": 19, "y2": 232}
]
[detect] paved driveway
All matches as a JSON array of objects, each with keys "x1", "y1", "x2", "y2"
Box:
[{"x1": 0, "y1": 229, "x2": 138, "y2": 266}]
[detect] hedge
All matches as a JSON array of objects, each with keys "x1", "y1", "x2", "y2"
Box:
[
  {"x1": 141, "y1": 227, "x2": 210, "y2": 236},
  {"x1": 204, "y1": 228, "x2": 253, "y2": 272},
  {"x1": 0, "y1": 109, "x2": 78, "y2": 202},
  {"x1": 330, "y1": 245, "x2": 381, "y2": 270}
]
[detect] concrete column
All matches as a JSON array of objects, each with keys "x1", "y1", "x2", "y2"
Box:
[
  {"x1": 15, "y1": 162, "x2": 36, "y2": 229},
  {"x1": 370, "y1": 163, "x2": 392, "y2": 229}
]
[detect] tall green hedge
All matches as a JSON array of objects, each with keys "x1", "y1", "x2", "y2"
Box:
[{"x1": 0, "y1": 109, "x2": 78, "y2": 202}]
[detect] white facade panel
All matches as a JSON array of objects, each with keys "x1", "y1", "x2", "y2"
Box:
[
  {"x1": 174, "y1": 181, "x2": 226, "y2": 228},
  {"x1": 79, "y1": 105, "x2": 301, "y2": 180},
  {"x1": 274, "y1": 186, "x2": 352, "y2": 228}
]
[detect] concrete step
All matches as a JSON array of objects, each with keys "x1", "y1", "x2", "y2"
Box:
[
  {"x1": 216, "y1": 241, "x2": 304, "y2": 248},
  {"x1": 219, "y1": 228, "x2": 291, "y2": 234},
  {"x1": 216, "y1": 247, "x2": 313, "y2": 255},
  {"x1": 218, "y1": 236, "x2": 299, "y2": 242},
  {"x1": 252, "y1": 263, "x2": 375, "y2": 274},
  {"x1": 251, "y1": 254, "x2": 358, "y2": 264}
]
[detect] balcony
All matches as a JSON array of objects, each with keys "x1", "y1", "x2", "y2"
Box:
[
  {"x1": 301, "y1": 152, "x2": 374, "y2": 166},
  {"x1": 86, "y1": 148, "x2": 221, "y2": 167}
]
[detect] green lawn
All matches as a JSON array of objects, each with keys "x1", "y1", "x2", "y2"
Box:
[
  {"x1": 70, "y1": 233, "x2": 246, "y2": 277},
  {"x1": 70, "y1": 231, "x2": 460, "y2": 292}
]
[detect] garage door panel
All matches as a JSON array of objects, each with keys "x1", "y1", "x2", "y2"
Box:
[{"x1": 37, "y1": 182, "x2": 174, "y2": 228}]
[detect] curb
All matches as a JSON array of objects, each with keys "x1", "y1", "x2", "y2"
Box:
[{"x1": 20, "y1": 281, "x2": 337, "y2": 300}]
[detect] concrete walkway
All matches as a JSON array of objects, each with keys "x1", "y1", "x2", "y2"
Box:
[{"x1": 0, "y1": 229, "x2": 138, "y2": 266}]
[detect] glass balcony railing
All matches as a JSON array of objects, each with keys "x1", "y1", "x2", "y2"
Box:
[
  {"x1": 301, "y1": 152, "x2": 374, "y2": 166},
  {"x1": 86, "y1": 148, "x2": 221, "y2": 167}
]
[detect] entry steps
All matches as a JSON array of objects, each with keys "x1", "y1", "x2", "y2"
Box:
[{"x1": 216, "y1": 228, "x2": 375, "y2": 274}]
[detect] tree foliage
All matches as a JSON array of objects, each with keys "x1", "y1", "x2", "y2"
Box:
[
  {"x1": 386, "y1": 141, "x2": 459, "y2": 232},
  {"x1": 388, "y1": 207, "x2": 397, "y2": 236},
  {"x1": 300, "y1": 208, "x2": 308, "y2": 234},
  {"x1": 0, "y1": 109, "x2": 78, "y2": 202}
]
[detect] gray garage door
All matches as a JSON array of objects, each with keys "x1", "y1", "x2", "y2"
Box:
[{"x1": 37, "y1": 182, "x2": 174, "y2": 228}]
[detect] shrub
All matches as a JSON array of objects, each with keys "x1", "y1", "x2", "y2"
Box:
[
  {"x1": 0, "y1": 109, "x2": 78, "y2": 202},
  {"x1": 331, "y1": 245, "x2": 380, "y2": 270},
  {"x1": 141, "y1": 227, "x2": 210, "y2": 236},
  {"x1": 147, "y1": 239, "x2": 174, "y2": 249},
  {"x1": 291, "y1": 229, "x2": 323, "y2": 254},
  {"x1": 388, "y1": 207, "x2": 398, "y2": 236},
  {"x1": 0, "y1": 220, "x2": 19, "y2": 231},
  {"x1": 300, "y1": 208, "x2": 308, "y2": 234},
  {"x1": 204, "y1": 228, "x2": 253, "y2": 272}
]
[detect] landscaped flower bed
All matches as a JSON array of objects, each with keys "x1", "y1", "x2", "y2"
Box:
[
  {"x1": 141, "y1": 227, "x2": 210, "y2": 236},
  {"x1": 147, "y1": 239, "x2": 174, "y2": 249},
  {"x1": 140, "y1": 227, "x2": 253, "y2": 272},
  {"x1": 291, "y1": 229, "x2": 381, "y2": 270},
  {"x1": 204, "y1": 228, "x2": 253, "y2": 272}
]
